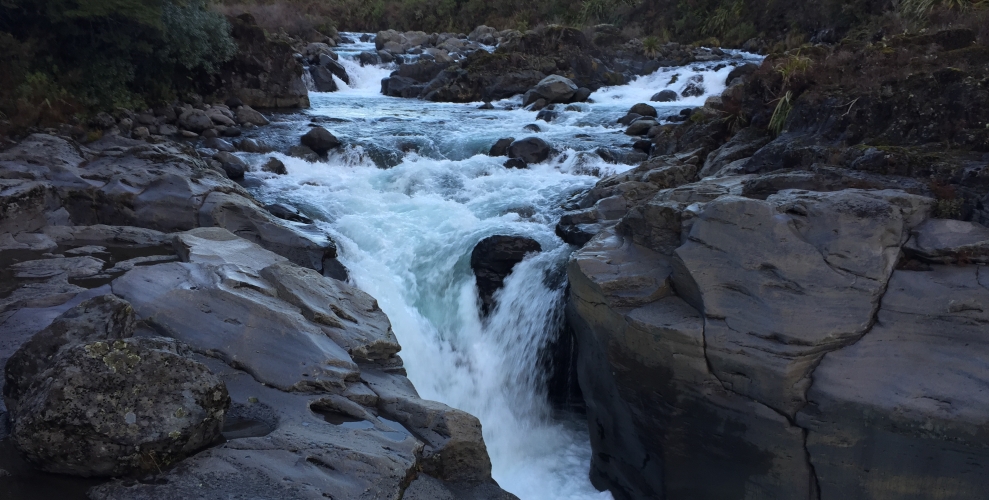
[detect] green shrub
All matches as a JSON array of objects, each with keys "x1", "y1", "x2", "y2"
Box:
[
  {"x1": 642, "y1": 35, "x2": 661, "y2": 57},
  {"x1": 0, "y1": 0, "x2": 235, "y2": 122},
  {"x1": 163, "y1": 0, "x2": 237, "y2": 74}
]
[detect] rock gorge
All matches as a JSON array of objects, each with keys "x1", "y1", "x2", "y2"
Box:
[{"x1": 2, "y1": 9, "x2": 989, "y2": 500}]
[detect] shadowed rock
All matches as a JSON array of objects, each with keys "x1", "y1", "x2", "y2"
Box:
[{"x1": 470, "y1": 235, "x2": 542, "y2": 315}]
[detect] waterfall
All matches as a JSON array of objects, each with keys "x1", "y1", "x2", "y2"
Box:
[{"x1": 251, "y1": 36, "x2": 763, "y2": 499}]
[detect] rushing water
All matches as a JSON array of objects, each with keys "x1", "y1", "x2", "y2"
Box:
[{"x1": 246, "y1": 35, "x2": 760, "y2": 499}]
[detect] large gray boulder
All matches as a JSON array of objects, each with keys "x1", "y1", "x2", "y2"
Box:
[
  {"x1": 178, "y1": 109, "x2": 214, "y2": 134},
  {"x1": 300, "y1": 127, "x2": 342, "y2": 155},
  {"x1": 532, "y1": 75, "x2": 578, "y2": 103},
  {"x1": 309, "y1": 65, "x2": 340, "y2": 92},
  {"x1": 3, "y1": 295, "x2": 228, "y2": 477},
  {"x1": 235, "y1": 105, "x2": 270, "y2": 126},
  {"x1": 507, "y1": 137, "x2": 551, "y2": 164},
  {"x1": 567, "y1": 227, "x2": 811, "y2": 499}
]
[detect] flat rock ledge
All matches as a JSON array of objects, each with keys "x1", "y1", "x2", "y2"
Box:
[{"x1": 0, "y1": 133, "x2": 516, "y2": 499}]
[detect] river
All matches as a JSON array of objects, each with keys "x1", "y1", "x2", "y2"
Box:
[{"x1": 245, "y1": 35, "x2": 758, "y2": 500}]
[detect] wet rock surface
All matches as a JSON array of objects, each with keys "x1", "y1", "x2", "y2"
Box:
[
  {"x1": 0, "y1": 133, "x2": 514, "y2": 499},
  {"x1": 470, "y1": 235, "x2": 542, "y2": 315}
]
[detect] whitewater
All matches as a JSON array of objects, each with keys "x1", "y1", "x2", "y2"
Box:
[{"x1": 245, "y1": 35, "x2": 760, "y2": 500}]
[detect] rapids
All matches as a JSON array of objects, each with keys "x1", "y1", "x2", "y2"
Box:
[{"x1": 245, "y1": 35, "x2": 760, "y2": 499}]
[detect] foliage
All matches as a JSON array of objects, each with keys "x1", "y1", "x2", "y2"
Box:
[
  {"x1": 769, "y1": 91, "x2": 792, "y2": 136},
  {"x1": 775, "y1": 52, "x2": 813, "y2": 88},
  {"x1": 0, "y1": 0, "x2": 235, "y2": 125},
  {"x1": 163, "y1": 0, "x2": 237, "y2": 74},
  {"x1": 898, "y1": 0, "x2": 987, "y2": 18},
  {"x1": 641, "y1": 35, "x2": 661, "y2": 57}
]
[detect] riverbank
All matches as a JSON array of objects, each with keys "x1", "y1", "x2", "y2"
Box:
[
  {"x1": 558, "y1": 25, "x2": 989, "y2": 500},
  {"x1": 0, "y1": 130, "x2": 517, "y2": 499}
]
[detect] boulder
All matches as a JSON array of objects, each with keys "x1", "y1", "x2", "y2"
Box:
[
  {"x1": 628, "y1": 103, "x2": 658, "y2": 117},
  {"x1": 178, "y1": 110, "x2": 214, "y2": 134},
  {"x1": 235, "y1": 106, "x2": 270, "y2": 126},
  {"x1": 532, "y1": 75, "x2": 578, "y2": 103},
  {"x1": 698, "y1": 127, "x2": 771, "y2": 177},
  {"x1": 673, "y1": 190, "x2": 932, "y2": 415},
  {"x1": 205, "y1": 107, "x2": 237, "y2": 127},
  {"x1": 260, "y1": 261, "x2": 401, "y2": 361},
  {"x1": 204, "y1": 137, "x2": 236, "y2": 152},
  {"x1": 903, "y1": 218, "x2": 989, "y2": 264},
  {"x1": 725, "y1": 63, "x2": 758, "y2": 86},
  {"x1": 288, "y1": 145, "x2": 320, "y2": 162},
  {"x1": 263, "y1": 203, "x2": 313, "y2": 224},
  {"x1": 3, "y1": 295, "x2": 228, "y2": 477},
  {"x1": 197, "y1": 195, "x2": 337, "y2": 272},
  {"x1": 507, "y1": 137, "x2": 551, "y2": 164},
  {"x1": 112, "y1": 260, "x2": 358, "y2": 393},
  {"x1": 212, "y1": 152, "x2": 248, "y2": 180},
  {"x1": 470, "y1": 235, "x2": 542, "y2": 315},
  {"x1": 381, "y1": 76, "x2": 424, "y2": 98},
  {"x1": 261, "y1": 157, "x2": 287, "y2": 175},
  {"x1": 536, "y1": 109, "x2": 558, "y2": 123},
  {"x1": 309, "y1": 65, "x2": 340, "y2": 92},
  {"x1": 235, "y1": 138, "x2": 269, "y2": 153},
  {"x1": 618, "y1": 113, "x2": 643, "y2": 126},
  {"x1": 680, "y1": 75, "x2": 705, "y2": 97},
  {"x1": 359, "y1": 51, "x2": 380, "y2": 66},
  {"x1": 319, "y1": 53, "x2": 350, "y2": 85},
  {"x1": 650, "y1": 89, "x2": 678, "y2": 102},
  {"x1": 489, "y1": 138, "x2": 514, "y2": 157},
  {"x1": 572, "y1": 87, "x2": 592, "y2": 102},
  {"x1": 504, "y1": 158, "x2": 527, "y2": 169},
  {"x1": 626, "y1": 119, "x2": 659, "y2": 136},
  {"x1": 300, "y1": 127, "x2": 342, "y2": 155},
  {"x1": 798, "y1": 266, "x2": 989, "y2": 498}
]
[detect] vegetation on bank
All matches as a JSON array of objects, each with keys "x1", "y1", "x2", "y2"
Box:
[
  {"x1": 216, "y1": 0, "x2": 988, "y2": 46},
  {"x1": 0, "y1": 0, "x2": 236, "y2": 132},
  {"x1": 1, "y1": 0, "x2": 987, "y2": 135}
]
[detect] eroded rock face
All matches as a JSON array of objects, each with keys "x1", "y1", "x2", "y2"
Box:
[
  {"x1": 799, "y1": 265, "x2": 989, "y2": 499},
  {"x1": 3, "y1": 296, "x2": 228, "y2": 477},
  {"x1": 673, "y1": 189, "x2": 931, "y2": 416},
  {"x1": 561, "y1": 164, "x2": 989, "y2": 500}
]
